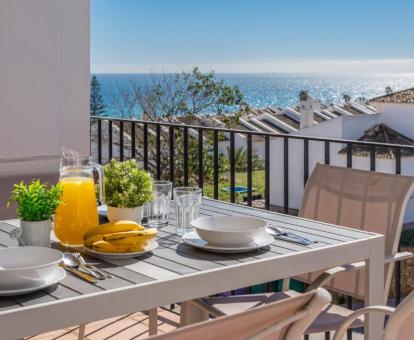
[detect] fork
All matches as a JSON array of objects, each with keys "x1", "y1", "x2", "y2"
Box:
[{"x1": 74, "y1": 252, "x2": 112, "y2": 279}]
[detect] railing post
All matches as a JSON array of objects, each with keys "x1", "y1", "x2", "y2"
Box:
[
  {"x1": 346, "y1": 143, "x2": 352, "y2": 168},
  {"x1": 169, "y1": 126, "x2": 175, "y2": 184},
  {"x1": 143, "y1": 123, "x2": 148, "y2": 170},
  {"x1": 213, "y1": 131, "x2": 219, "y2": 200},
  {"x1": 97, "y1": 119, "x2": 102, "y2": 164},
  {"x1": 119, "y1": 121, "x2": 124, "y2": 161},
  {"x1": 247, "y1": 134, "x2": 253, "y2": 207},
  {"x1": 131, "y1": 122, "x2": 136, "y2": 159},
  {"x1": 108, "y1": 120, "x2": 113, "y2": 161},
  {"x1": 265, "y1": 136, "x2": 270, "y2": 210},
  {"x1": 283, "y1": 137, "x2": 289, "y2": 214},
  {"x1": 198, "y1": 129, "x2": 204, "y2": 191},
  {"x1": 156, "y1": 124, "x2": 161, "y2": 180},
  {"x1": 395, "y1": 146, "x2": 402, "y2": 305},
  {"x1": 229, "y1": 132, "x2": 236, "y2": 203},
  {"x1": 183, "y1": 127, "x2": 189, "y2": 186},
  {"x1": 303, "y1": 139, "x2": 309, "y2": 186},
  {"x1": 324, "y1": 141, "x2": 330, "y2": 165}
]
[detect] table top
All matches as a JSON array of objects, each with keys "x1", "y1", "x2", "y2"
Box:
[{"x1": 0, "y1": 198, "x2": 383, "y2": 339}]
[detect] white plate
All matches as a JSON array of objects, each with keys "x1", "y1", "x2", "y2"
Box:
[
  {"x1": 83, "y1": 240, "x2": 158, "y2": 259},
  {"x1": 182, "y1": 231, "x2": 274, "y2": 253},
  {"x1": 0, "y1": 267, "x2": 66, "y2": 296}
]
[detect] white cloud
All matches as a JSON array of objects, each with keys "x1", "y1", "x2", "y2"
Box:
[{"x1": 92, "y1": 58, "x2": 414, "y2": 74}]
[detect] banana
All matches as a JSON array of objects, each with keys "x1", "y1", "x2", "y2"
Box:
[
  {"x1": 83, "y1": 220, "x2": 144, "y2": 240},
  {"x1": 109, "y1": 237, "x2": 148, "y2": 246},
  {"x1": 91, "y1": 240, "x2": 146, "y2": 253},
  {"x1": 84, "y1": 233, "x2": 104, "y2": 247},
  {"x1": 103, "y1": 228, "x2": 157, "y2": 242}
]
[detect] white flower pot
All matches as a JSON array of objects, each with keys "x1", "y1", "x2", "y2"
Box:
[
  {"x1": 107, "y1": 206, "x2": 143, "y2": 224},
  {"x1": 10, "y1": 220, "x2": 52, "y2": 247}
]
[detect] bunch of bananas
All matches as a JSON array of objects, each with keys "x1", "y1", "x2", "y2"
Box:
[{"x1": 83, "y1": 221, "x2": 157, "y2": 253}]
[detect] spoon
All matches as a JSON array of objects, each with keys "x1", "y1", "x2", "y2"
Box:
[
  {"x1": 266, "y1": 225, "x2": 315, "y2": 245},
  {"x1": 63, "y1": 253, "x2": 105, "y2": 280}
]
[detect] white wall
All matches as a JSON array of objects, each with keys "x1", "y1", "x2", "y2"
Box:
[
  {"x1": 372, "y1": 103, "x2": 414, "y2": 138},
  {"x1": 268, "y1": 115, "x2": 414, "y2": 223},
  {"x1": 0, "y1": 0, "x2": 90, "y2": 217},
  {"x1": 0, "y1": 0, "x2": 90, "y2": 174}
]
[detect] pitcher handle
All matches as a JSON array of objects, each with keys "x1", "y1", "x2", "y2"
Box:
[{"x1": 90, "y1": 162, "x2": 104, "y2": 205}]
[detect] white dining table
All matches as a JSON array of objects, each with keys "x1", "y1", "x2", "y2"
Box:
[{"x1": 0, "y1": 198, "x2": 384, "y2": 340}]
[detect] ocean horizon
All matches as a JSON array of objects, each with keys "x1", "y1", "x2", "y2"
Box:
[{"x1": 95, "y1": 73, "x2": 414, "y2": 117}]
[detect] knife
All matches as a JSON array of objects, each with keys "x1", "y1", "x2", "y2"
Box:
[
  {"x1": 61, "y1": 265, "x2": 97, "y2": 283},
  {"x1": 266, "y1": 225, "x2": 315, "y2": 246}
]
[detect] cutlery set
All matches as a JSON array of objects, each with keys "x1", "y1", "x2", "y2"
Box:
[{"x1": 61, "y1": 252, "x2": 112, "y2": 283}]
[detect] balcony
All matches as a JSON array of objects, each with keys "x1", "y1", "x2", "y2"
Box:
[
  {"x1": 1, "y1": 1, "x2": 414, "y2": 339},
  {"x1": 87, "y1": 116, "x2": 414, "y2": 338}
]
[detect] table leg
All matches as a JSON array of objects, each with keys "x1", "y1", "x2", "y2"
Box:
[
  {"x1": 180, "y1": 300, "x2": 209, "y2": 327},
  {"x1": 78, "y1": 324, "x2": 86, "y2": 340},
  {"x1": 148, "y1": 308, "x2": 158, "y2": 335},
  {"x1": 365, "y1": 237, "x2": 385, "y2": 340}
]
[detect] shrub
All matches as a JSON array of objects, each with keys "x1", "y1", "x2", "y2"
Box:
[
  {"x1": 8, "y1": 180, "x2": 63, "y2": 221},
  {"x1": 104, "y1": 159, "x2": 153, "y2": 208}
]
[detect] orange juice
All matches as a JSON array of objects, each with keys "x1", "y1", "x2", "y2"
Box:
[{"x1": 54, "y1": 177, "x2": 98, "y2": 246}]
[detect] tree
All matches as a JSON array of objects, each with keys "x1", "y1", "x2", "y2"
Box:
[
  {"x1": 133, "y1": 67, "x2": 248, "y2": 118},
  {"x1": 90, "y1": 75, "x2": 107, "y2": 116},
  {"x1": 226, "y1": 147, "x2": 265, "y2": 172},
  {"x1": 109, "y1": 85, "x2": 139, "y2": 119}
]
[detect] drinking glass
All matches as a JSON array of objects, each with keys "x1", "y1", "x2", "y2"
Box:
[
  {"x1": 174, "y1": 187, "x2": 202, "y2": 236},
  {"x1": 148, "y1": 181, "x2": 173, "y2": 228}
]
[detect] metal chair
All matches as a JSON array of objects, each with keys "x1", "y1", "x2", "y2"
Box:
[
  {"x1": 185, "y1": 164, "x2": 414, "y2": 338},
  {"x1": 334, "y1": 288, "x2": 414, "y2": 340},
  {"x1": 152, "y1": 288, "x2": 331, "y2": 340}
]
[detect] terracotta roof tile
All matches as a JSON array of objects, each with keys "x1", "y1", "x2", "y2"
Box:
[
  {"x1": 339, "y1": 124, "x2": 414, "y2": 158},
  {"x1": 370, "y1": 87, "x2": 414, "y2": 104}
]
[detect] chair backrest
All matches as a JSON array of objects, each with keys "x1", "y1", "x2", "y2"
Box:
[
  {"x1": 151, "y1": 288, "x2": 331, "y2": 340},
  {"x1": 385, "y1": 289, "x2": 414, "y2": 340},
  {"x1": 298, "y1": 163, "x2": 414, "y2": 300}
]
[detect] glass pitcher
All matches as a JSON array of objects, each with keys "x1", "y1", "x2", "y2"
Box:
[{"x1": 54, "y1": 148, "x2": 103, "y2": 246}]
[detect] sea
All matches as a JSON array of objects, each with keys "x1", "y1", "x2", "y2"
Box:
[{"x1": 95, "y1": 73, "x2": 414, "y2": 117}]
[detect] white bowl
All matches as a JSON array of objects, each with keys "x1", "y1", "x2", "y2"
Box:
[
  {"x1": 191, "y1": 215, "x2": 268, "y2": 247},
  {"x1": 0, "y1": 247, "x2": 63, "y2": 289}
]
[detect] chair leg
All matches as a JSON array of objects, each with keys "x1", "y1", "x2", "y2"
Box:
[
  {"x1": 346, "y1": 296, "x2": 353, "y2": 340},
  {"x1": 180, "y1": 300, "x2": 209, "y2": 327},
  {"x1": 148, "y1": 308, "x2": 158, "y2": 336},
  {"x1": 78, "y1": 324, "x2": 86, "y2": 340},
  {"x1": 283, "y1": 278, "x2": 290, "y2": 291}
]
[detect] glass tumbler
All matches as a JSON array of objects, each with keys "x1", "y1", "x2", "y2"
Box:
[
  {"x1": 148, "y1": 181, "x2": 173, "y2": 227},
  {"x1": 174, "y1": 187, "x2": 202, "y2": 236}
]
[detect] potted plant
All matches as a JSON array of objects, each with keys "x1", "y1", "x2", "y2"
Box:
[
  {"x1": 8, "y1": 180, "x2": 63, "y2": 247},
  {"x1": 104, "y1": 159, "x2": 153, "y2": 223}
]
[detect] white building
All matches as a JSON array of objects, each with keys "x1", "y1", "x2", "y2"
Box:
[{"x1": 268, "y1": 88, "x2": 414, "y2": 223}]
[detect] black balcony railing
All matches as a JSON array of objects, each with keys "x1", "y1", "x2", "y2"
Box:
[{"x1": 91, "y1": 116, "x2": 414, "y2": 308}]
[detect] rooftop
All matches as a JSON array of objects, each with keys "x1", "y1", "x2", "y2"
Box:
[
  {"x1": 370, "y1": 87, "x2": 414, "y2": 104},
  {"x1": 339, "y1": 123, "x2": 414, "y2": 158}
]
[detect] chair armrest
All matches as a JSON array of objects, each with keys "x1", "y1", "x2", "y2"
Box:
[
  {"x1": 306, "y1": 251, "x2": 413, "y2": 291},
  {"x1": 385, "y1": 251, "x2": 413, "y2": 264},
  {"x1": 333, "y1": 306, "x2": 395, "y2": 340},
  {"x1": 306, "y1": 261, "x2": 365, "y2": 291}
]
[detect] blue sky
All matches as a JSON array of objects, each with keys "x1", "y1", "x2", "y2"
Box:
[{"x1": 91, "y1": 0, "x2": 414, "y2": 73}]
